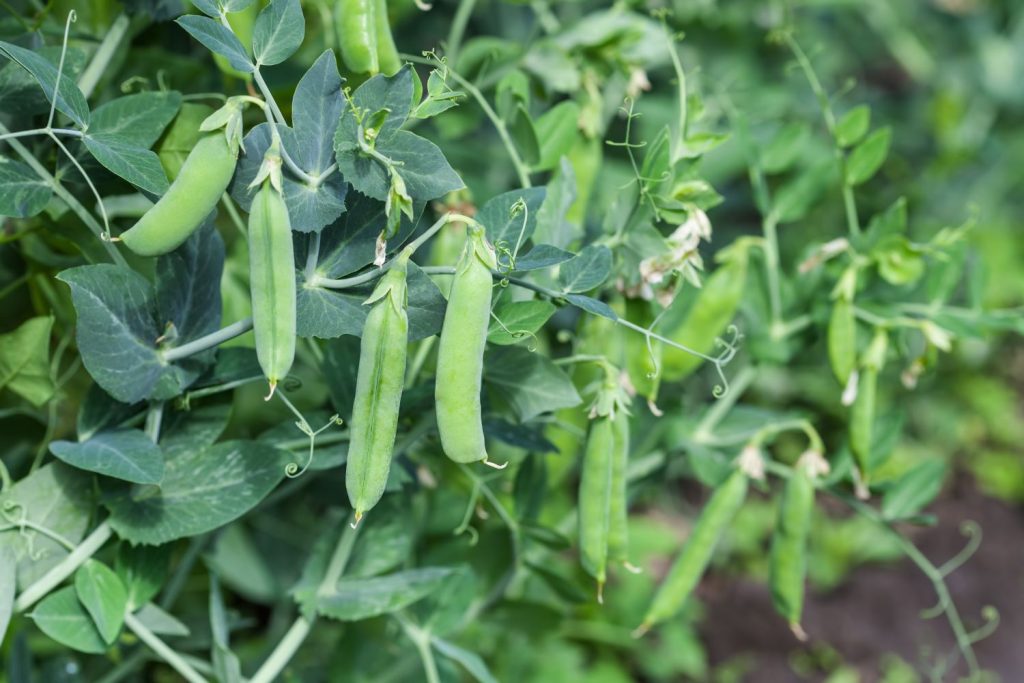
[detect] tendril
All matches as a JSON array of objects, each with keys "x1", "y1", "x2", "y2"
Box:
[
  {"x1": 966, "y1": 606, "x2": 999, "y2": 644},
  {"x1": 939, "y1": 520, "x2": 982, "y2": 578}
]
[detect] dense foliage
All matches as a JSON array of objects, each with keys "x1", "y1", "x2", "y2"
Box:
[{"x1": 1, "y1": 0, "x2": 1021, "y2": 681}]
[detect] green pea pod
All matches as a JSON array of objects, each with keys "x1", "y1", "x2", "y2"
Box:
[
  {"x1": 121, "y1": 132, "x2": 237, "y2": 256},
  {"x1": 346, "y1": 255, "x2": 410, "y2": 521},
  {"x1": 337, "y1": 0, "x2": 378, "y2": 74},
  {"x1": 578, "y1": 415, "x2": 615, "y2": 592},
  {"x1": 248, "y1": 182, "x2": 296, "y2": 391},
  {"x1": 828, "y1": 298, "x2": 857, "y2": 386},
  {"x1": 769, "y1": 460, "x2": 815, "y2": 639},
  {"x1": 373, "y1": 0, "x2": 401, "y2": 76},
  {"x1": 849, "y1": 367, "x2": 877, "y2": 484},
  {"x1": 606, "y1": 409, "x2": 631, "y2": 565},
  {"x1": 436, "y1": 225, "x2": 497, "y2": 464},
  {"x1": 640, "y1": 468, "x2": 748, "y2": 630},
  {"x1": 660, "y1": 247, "x2": 747, "y2": 381}
]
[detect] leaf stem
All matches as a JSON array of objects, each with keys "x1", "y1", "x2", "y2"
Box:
[
  {"x1": 13, "y1": 520, "x2": 112, "y2": 612},
  {"x1": 78, "y1": 12, "x2": 131, "y2": 98},
  {"x1": 124, "y1": 612, "x2": 209, "y2": 683},
  {"x1": 161, "y1": 318, "x2": 254, "y2": 362}
]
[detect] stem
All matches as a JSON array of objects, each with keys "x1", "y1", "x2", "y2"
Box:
[
  {"x1": 693, "y1": 366, "x2": 755, "y2": 440},
  {"x1": 396, "y1": 615, "x2": 441, "y2": 683},
  {"x1": 14, "y1": 520, "x2": 112, "y2": 612},
  {"x1": 47, "y1": 11, "x2": 75, "y2": 129},
  {"x1": 124, "y1": 612, "x2": 209, "y2": 683},
  {"x1": 445, "y1": 0, "x2": 477, "y2": 63},
  {"x1": 78, "y1": 12, "x2": 131, "y2": 98},
  {"x1": 159, "y1": 534, "x2": 209, "y2": 610},
  {"x1": 0, "y1": 122, "x2": 127, "y2": 266},
  {"x1": 402, "y1": 54, "x2": 531, "y2": 189},
  {"x1": 161, "y1": 318, "x2": 253, "y2": 362},
  {"x1": 252, "y1": 68, "x2": 287, "y2": 126},
  {"x1": 304, "y1": 231, "x2": 321, "y2": 280},
  {"x1": 0, "y1": 127, "x2": 83, "y2": 142},
  {"x1": 248, "y1": 517, "x2": 360, "y2": 683},
  {"x1": 761, "y1": 214, "x2": 784, "y2": 334}
]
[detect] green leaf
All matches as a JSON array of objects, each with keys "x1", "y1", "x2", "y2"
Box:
[
  {"x1": 0, "y1": 156, "x2": 52, "y2": 218},
  {"x1": 0, "y1": 41, "x2": 90, "y2": 127},
  {"x1": 83, "y1": 134, "x2": 170, "y2": 194},
  {"x1": 507, "y1": 103, "x2": 540, "y2": 167},
  {"x1": 252, "y1": 0, "x2": 304, "y2": 66},
  {"x1": 882, "y1": 460, "x2": 947, "y2": 520},
  {"x1": 873, "y1": 235, "x2": 925, "y2": 286},
  {"x1": 559, "y1": 244, "x2": 611, "y2": 293},
  {"x1": 845, "y1": 127, "x2": 891, "y2": 186},
  {"x1": 483, "y1": 346, "x2": 581, "y2": 421},
  {"x1": 771, "y1": 164, "x2": 832, "y2": 224},
  {"x1": 89, "y1": 91, "x2": 182, "y2": 148},
  {"x1": 0, "y1": 464, "x2": 92, "y2": 591},
  {"x1": 760, "y1": 122, "x2": 809, "y2": 174},
  {"x1": 209, "y1": 572, "x2": 243, "y2": 683},
  {"x1": 532, "y1": 159, "x2": 578, "y2": 249},
  {"x1": 176, "y1": 15, "x2": 254, "y2": 73},
  {"x1": 31, "y1": 587, "x2": 108, "y2": 653},
  {"x1": 514, "y1": 244, "x2": 574, "y2": 272},
  {"x1": 836, "y1": 105, "x2": 871, "y2": 148},
  {"x1": 478, "y1": 187, "x2": 547, "y2": 250},
  {"x1": 488, "y1": 300, "x2": 556, "y2": 345},
  {"x1": 533, "y1": 101, "x2": 581, "y2": 171},
  {"x1": 566, "y1": 294, "x2": 617, "y2": 320},
  {"x1": 316, "y1": 567, "x2": 455, "y2": 621},
  {"x1": 0, "y1": 545, "x2": 14, "y2": 644},
  {"x1": 433, "y1": 637, "x2": 500, "y2": 683},
  {"x1": 116, "y1": 543, "x2": 171, "y2": 610},
  {"x1": 206, "y1": 524, "x2": 280, "y2": 604},
  {"x1": 131, "y1": 602, "x2": 190, "y2": 636},
  {"x1": 0, "y1": 316, "x2": 54, "y2": 406},
  {"x1": 50, "y1": 429, "x2": 164, "y2": 484},
  {"x1": 102, "y1": 440, "x2": 289, "y2": 545},
  {"x1": 74, "y1": 560, "x2": 128, "y2": 644}
]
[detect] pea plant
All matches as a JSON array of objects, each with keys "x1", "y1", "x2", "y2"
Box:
[{"x1": 0, "y1": 0, "x2": 1019, "y2": 681}]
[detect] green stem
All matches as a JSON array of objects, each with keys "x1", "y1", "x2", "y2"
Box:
[
  {"x1": 161, "y1": 318, "x2": 254, "y2": 362},
  {"x1": 396, "y1": 615, "x2": 441, "y2": 683},
  {"x1": 14, "y1": 520, "x2": 112, "y2": 612},
  {"x1": 124, "y1": 612, "x2": 209, "y2": 683},
  {"x1": 693, "y1": 366, "x2": 756, "y2": 440},
  {"x1": 445, "y1": 0, "x2": 477, "y2": 63},
  {"x1": 77, "y1": 12, "x2": 132, "y2": 98}
]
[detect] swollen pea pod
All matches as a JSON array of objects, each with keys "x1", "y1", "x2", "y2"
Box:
[
  {"x1": 346, "y1": 253, "x2": 410, "y2": 522},
  {"x1": 578, "y1": 368, "x2": 631, "y2": 600},
  {"x1": 828, "y1": 297, "x2": 857, "y2": 387},
  {"x1": 121, "y1": 132, "x2": 237, "y2": 256},
  {"x1": 248, "y1": 182, "x2": 296, "y2": 393},
  {"x1": 660, "y1": 244, "x2": 748, "y2": 381},
  {"x1": 769, "y1": 455, "x2": 817, "y2": 640},
  {"x1": 337, "y1": 0, "x2": 401, "y2": 76},
  {"x1": 435, "y1": 224, "x2": 498, "y2": 464},
  {"x1": 639, "y1": 467, "x2": 749, "y2": 632},
  {"x1": 849, "y1": 330, "x2": 888, "y2": 489}
]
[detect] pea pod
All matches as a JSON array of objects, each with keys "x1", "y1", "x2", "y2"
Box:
[
  {"x1": 606, "y1": 408, "x2": 632, "y2": 566},
  {"x1": 337, "y1": 0, "x2": 401, "y2": 76},
  {"x1": 769, "y1": 456, "x2": 816, "y2": 639},
  {"x1": 849, "y1": 330, "x2": 887, "y2": 487},
  {"x1": 121, "y1": 132, "x2": 237, "y2": 256},
  {"x1": 248, "y1": 182, "x2": 296, "y2": 391},
  {"x1": 373, "y1": 0, "x2": 401, "y2": 76},
  {"x1": 436, "y1": 224, "x2": 497, "y2": 464},
  {"x1": 578, "y1": 415, "x2": 615, "y2": 593},
  {"x1": 640, "y1": 467, "x2": 748, "y2": 631},
  {"x1": 346, "y1": 254, "x2": 410, "y2": 521},
  {"x1": 660, "y1": 245, "x2": 748, "y2": 381},
  {"x1": 827, "y1": 297, "x2": 856, "y2": 386}
]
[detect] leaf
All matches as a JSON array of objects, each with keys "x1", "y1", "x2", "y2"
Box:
[
  {"x1": 771, "y1": 164, "x2": 832, "y2": 224},
  {"x1": 836, "y1": 105, "x2": 871, "y2": 148},
  {"x1": 0, "y1": 545, "x2": 14, "y2": 644},
  {"x1": 483, "y1": 346, "x2": 581, "y2": 421},
  {"x1": 532, "y1": 160, "x2": 577, "y2": 249},
  {"x1": 0, "y1": 156, "x2": 52, "y2": 218},
  {"x1": 132, "y1": 602, "x2": 190, "y2": 636},
  {"x1": 488, "y1": 300, "x2": 556, "y2": 345},
  {"x1": 882, "y1": 460, "x2": 947, "y2": 520},
  {"x1": 0, "y1": 316, "x2": 54, "y2": 406},
  {"x1": 252, "y1": 0, "x2": 305, "y2": 66},
  {"x1": 558, "y1": 244, "x2": 611, "y2": 293},
  {"x1": 50, "y1": 430, "x2": 164, "y2": 485},
  {"x1": 316, "y1": 567, "x2": 455, "y2": 621},
  {"x1": 335, "y1": 68, "x2": 415, "y2": 147},
  {"x1": 83, "y1": 134, "x2": 170, "y2": 194},
  {"x1": 30, "y1": 587, "x2": 107, "y2": 654},
  {"x1": 507, "y1": 103, "x2": 540, "y2": 166},
  {"x1": 0, "y1": 41, "x2": 90, "y2": 127},
  {"x1": 761, "y1": 123, "x2": 809, "y2": 174},
  {"x1": 845, "y1": 127, "x2": 891, "y2": 186},
  {"x1": 380, "y1": 131, "x2": 464, "y2": 200},
  {"x1": 175, "y1": 15, "x2": 254, "y2": 74},
  {"x1": 116, "y1": 544, "x2": 171, "y2": 610},
  {"x1": 0, "y1": 464, "x2": 92, "y2": 591},
  {"x1": 873, "y1": 235, "x2": 924, "y2": 286},
  {"x1": 514, "y1": 244, "x2": 574, "y2": 272},
  {"x1": 477, "y1": 187, "x2": 546, "y2": 250},
  {"x1": 433, "y1": 638, "x2": 500, "y2": 683},
  {"x1": 89, "y1": 91, "x2": 182, "y2": 148},
  {"x1": 102, "y1": 440, "x2": 290, "y2": 545},
  {"x1": 206, "y1": 524, "x2": 279, "y2": 604},
  {"x1": 533, "y1": 101, "x2": 580, "y2": 171},
  {"x1": 77, "y1": 384, "x2": 142, "y2": 442},
  {"x1": 74, "y1": 561, "x2": 128, "y2": 644},
  {"x1": 291, "y1": 50, "x2": 346, "y2": 176},
  {"x1": 566, "y1": 294, "x2": 617, "y2": 320}
]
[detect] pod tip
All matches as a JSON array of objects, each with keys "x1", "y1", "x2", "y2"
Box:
[
  {"x1": 631, "y1": 622, "x2": 651, "y2": 639},
  {"x1": 264, "y1": 381, "x2": 277, "y2": 401},
  {"x1": 482, "y1": 458, "x2": 508, "y2": 470},
  {"x1": 790, "y1": 622, "x2": 808, "y2": 642}
]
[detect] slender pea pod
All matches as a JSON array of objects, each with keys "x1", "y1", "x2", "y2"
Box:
[
  {"x1": 337, "y1": 0, "x2": 378, "y2": 74},
  {"x1": 849, "y1": 330, "x2": 887, "y2": 488},
  {"x1": 640, "y1": 468, "x2": 748, "y2": 631},
  {"x1": 346, "y1": 254, "x2": 410, "y2": 522},
  {"x1": 606, "y1": 408, "x2": 632, "y2": 566},
  {"x1": 248, "y1": 182, "x2": 296, "y2": 393},
  {"x1": 660, "y1": 245, "x2": 748, "y2": 381},
  {"x1": 769, "y1": 457, "x2": 816, "y2": 640},
  {"x1": 828, "y1": 297, "x2": 857, "y2": 386},
  {"x1": 435, "y1": 224, "x2": 497, "y2": 464},
  {"x1": 121, "y1": 132, "x2": 237, "y2": 256},
  {"x1": 578, "y1": 415, "x2": 615, "y2": 593},
  {"x1": 373, "y1": 0, "x2": 402, "y2": 76}
]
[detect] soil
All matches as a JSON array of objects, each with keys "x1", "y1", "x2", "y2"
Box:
[{"x1": 698, "y1": 474, "x2": 1024, "y2": 682}]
